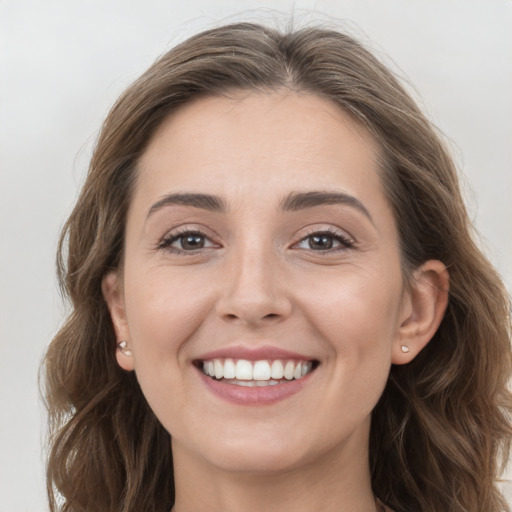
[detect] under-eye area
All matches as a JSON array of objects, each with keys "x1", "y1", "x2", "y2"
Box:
[{"x1": 195, "y1": 359, "x2": 320, "y2": 386}]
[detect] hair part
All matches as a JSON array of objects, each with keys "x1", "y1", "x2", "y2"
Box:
[{"x1": 44, "y1": 22, "x2": 512, "y2": 511}]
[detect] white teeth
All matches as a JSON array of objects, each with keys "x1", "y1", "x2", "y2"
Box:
[
  {"x1": 234, "y1": 379, "x2": 281, "y2": 387},
  {"x1": 201, "y1": 358, "x2": 314, "y2": 382},
  {"x1": 235, "y1": 360, "x2": 253, "y2": 380},
  {"x1": 284, "y1": 361, "x2": 295, "y2": 380},
  {"x1": 233, "y1": 379, "x2": 258, "y2": 387},
  {"x1": 271, "y1": 360, "x2": 284, "y2": 379},
  {"x1": 293, "y1": 362, "x2": 302, "y2": 380},
  {"x1": 214, "y1": 360, "x2": 223, "y2": 379},
  {"x1": 253, "y1": 361, "x2": 271, "y2": 380},
  {"x1": 224, "y1": 359, "x2": 236, "y2": 379},
  {"x1": 256, "y1": 379, "x2": 279, "y2": 386}
]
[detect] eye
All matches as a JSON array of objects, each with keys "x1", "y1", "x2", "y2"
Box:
[
  {"x1": 294, "y1": 229, "x2": 354, "y2": 252},
  {"x1": 158, "y1": 229, "x2": 217, "y2": 253}
]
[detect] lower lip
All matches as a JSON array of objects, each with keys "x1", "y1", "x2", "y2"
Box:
[{"x1": 197, "y1": 368, "x2": 314, "y2": 405}]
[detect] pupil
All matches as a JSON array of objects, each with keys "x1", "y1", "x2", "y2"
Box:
[
  {"x1": 182, "y1": 234, "x2": 204, "y2": 250},
  {"x1": 309, "y1": 234, "x2": 333, "y2": 250}
]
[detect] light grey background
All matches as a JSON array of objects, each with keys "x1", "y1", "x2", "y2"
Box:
[{"x1": 1, "y1": 1, "x2": 511, "y2": 510}]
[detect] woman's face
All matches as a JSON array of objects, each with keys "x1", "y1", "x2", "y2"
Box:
[{"x1": 106, "y1": 91, "x2": 415, "y2": 474}]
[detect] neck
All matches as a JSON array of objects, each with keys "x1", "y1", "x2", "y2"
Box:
[{"x1": 171, "y1": 423, "x2": 378, "y2": 512}]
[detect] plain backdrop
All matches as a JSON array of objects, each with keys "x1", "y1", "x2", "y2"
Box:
[{"x1": 1, "y1": 1, "x2": 511, "y2": 510}]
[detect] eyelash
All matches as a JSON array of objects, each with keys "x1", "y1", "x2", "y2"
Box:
[
  {"x1": 157, "y1": 227, "x2": 355, "y2": 255},
  {"x1": 293, "y1": 227, "x2": 355, "y2": 253},
  {"x1": 157, "y1": 228, "x2": 217, "y2": 254}
]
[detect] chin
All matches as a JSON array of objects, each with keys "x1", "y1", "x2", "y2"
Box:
[
  {"x1": 209, "y1": 445, "x2": 307, "y2": 475},
  {"x1": 174, "y1": 427, "x2": 312, "y2": 475}
]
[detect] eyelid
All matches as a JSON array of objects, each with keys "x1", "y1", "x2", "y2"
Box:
[
  {"x1": 156, "y1": 224, "x2": 221, "y2": 253},
  {"x1": 155, "y1": 224, "x2": 356, "y2": 255},
  {"x1": 291, "y1": 226, "x2": 356, "y2": 251}
]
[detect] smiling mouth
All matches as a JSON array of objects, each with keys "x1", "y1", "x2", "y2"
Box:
[{"x1": 196, "y1": 358, "x2": 319, "y2": 387}]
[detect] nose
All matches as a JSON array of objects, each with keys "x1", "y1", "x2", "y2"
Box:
[{"x1": 215, "y1": 246, "x2": 292, "y2": 327}]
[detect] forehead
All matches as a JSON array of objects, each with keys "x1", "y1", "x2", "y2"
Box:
[{"x1": 135, "y1": 91, "x2": 385, "y2": 210}]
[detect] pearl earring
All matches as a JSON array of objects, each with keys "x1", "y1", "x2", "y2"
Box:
[
  {"x1": 117, "y1": 340, "x2": 132, "y2": 356},
  {"x1": 401, "y1": 345, "x2": 410, "y2": 353}
]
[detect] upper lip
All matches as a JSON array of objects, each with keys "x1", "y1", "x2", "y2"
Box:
[{"x1": 196, "y1": 344, "x2": 316, "y2": 362}]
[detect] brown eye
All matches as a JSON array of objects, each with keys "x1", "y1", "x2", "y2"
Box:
[
  {"x1": 308, "y1": 234, "x2": 334, "y2": 250},
  {"x1": 180, "y1": 234, "x2": 206, "y2": 250},
  {"x1": 294, "y1": 229, "x2": 355, "y2": 252},
  {"x1": 159, "y1": 230, "x2": 217, "y2": 253}
]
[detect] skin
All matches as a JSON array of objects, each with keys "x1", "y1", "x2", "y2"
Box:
[{"x1": 103, "y1": 91, "x2": 449, "y2": 512}]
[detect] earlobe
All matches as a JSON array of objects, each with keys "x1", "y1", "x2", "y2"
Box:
[
  {"x1": 102, "y1": 271, "x2": 135, "y2": 371},
  {"x1": 392, "y1": 260, "x2": 449, "y2": 365}
]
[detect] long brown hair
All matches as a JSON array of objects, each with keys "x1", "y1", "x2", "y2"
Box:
[{"x1": 44, "y1": 23, "x2": 512, "y2": 511}]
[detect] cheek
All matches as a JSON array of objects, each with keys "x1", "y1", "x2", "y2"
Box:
[
  {"x1": 123, "y1": 266, "x2": 212, "y2": 362},
  {"x1": 296, "y1": 264, "x2": 403, "y2": 407},
  {"x1": 121, "y1": 267, "x2": 217, "y2": 425},
  {"x1": 298, "y1": 263, "x2": 404, "y2": 346}
]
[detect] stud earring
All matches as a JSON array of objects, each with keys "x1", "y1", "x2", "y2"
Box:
[
  {"x1": 117, "y1": 340, "x2": 132, "y2": 356},
  {"x1": 401, "y1": 345, "x2": 410, "y2": 353}
]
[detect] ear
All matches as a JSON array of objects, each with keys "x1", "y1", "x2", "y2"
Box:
[
  {"x1": 392, "y1": 260, "x2": 449, "y2": 365},
  {"x1": 102, "y1": 271, "x2": 135, "y2": 371}
]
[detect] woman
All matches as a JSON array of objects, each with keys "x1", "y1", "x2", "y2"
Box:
[{"x1": 44, "y1": 23, "x2": 512, "y2": 511}]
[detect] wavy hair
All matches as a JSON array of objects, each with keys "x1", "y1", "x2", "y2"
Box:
[{"x1": 44, "y1": 23, "x2": 512, "y2": 511}]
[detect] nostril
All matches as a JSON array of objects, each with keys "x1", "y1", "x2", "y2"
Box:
[{"x1": 216, "y1": 296, "x2": 292, "y2": 325}]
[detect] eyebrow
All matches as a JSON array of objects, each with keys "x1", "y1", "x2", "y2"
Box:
[
  {"x1": 147, "y1": 193, "x2": 227, "y2": 217},
  {"x1": 147, "y1": 190, "x2": 372, "y2": 223},
  {"x1": 280, "y1": 191, "x2": 373, "y2": 222}
]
